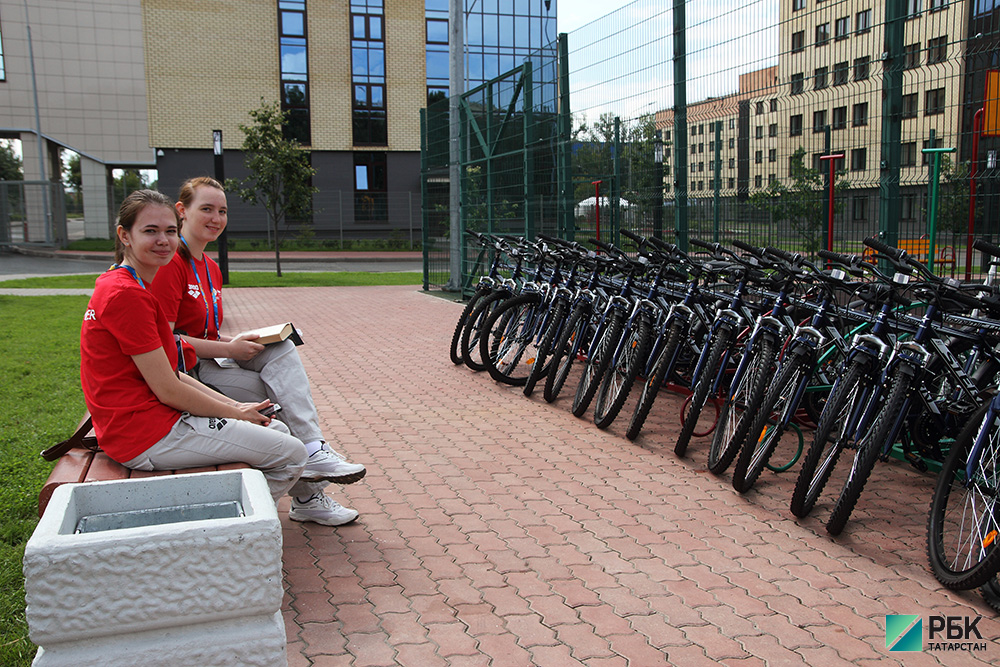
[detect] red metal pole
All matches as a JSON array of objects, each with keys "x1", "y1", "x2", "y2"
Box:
[
  {"x1": 592, "y1": 180, "x2": 603, "y2": 243},
  {"x1": 967, "y1": 108, "x2": 983, "y2": 282},
  {"x1": 819, "y1": 153, "x2": 844, "y2": 256}
]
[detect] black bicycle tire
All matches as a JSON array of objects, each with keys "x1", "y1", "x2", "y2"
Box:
[
  {"x1": 524, "y1": 298, "x2": 568, "y2": 397},
  {"x1": 594, "y1": 312, "x2": 653, "y2": 429},
  {"x1": 628, "y1": 319, "x2": 685, "y2": 441},
  {"x1": 927, "y1": 401, "x2": 1000, "y2": 589},
  {"x1": 980, "y1": 576, "x2": 1000, "y2": 613},
  {"x1": 790, "y1": 358, "x2": 872, "y2": 518},
  {"x1": 480, "y1": 292, "x2": 544, "y2": 386},
  {"x1": 572, "y1": 310, "x2": 625, "y2": 418},
  {"x1": 460, "y1": 290, "x2": 508, "y2": 371},
  {"x1": 675, "y1": 327, "x2": 733, "y2": 457},
  {"x1": 544, "y1": 303, "x2": 590, "y2": 403},
  {"x1": 732, "y1": 354, "x2": 810, "y2": 493},
  {"x1": 707, "y1": 336, "x2": 776, "y2": 475},
  {"x1": 826, "y1": 365, "x2": 912, "y2": 536},
  {"x1": 450, "y1": 288, "x2": 487, "y2": 365}
]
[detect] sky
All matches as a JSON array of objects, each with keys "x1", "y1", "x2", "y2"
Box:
[{"x1": 557, "y1": 0, "x2": 635, "y2": 34}]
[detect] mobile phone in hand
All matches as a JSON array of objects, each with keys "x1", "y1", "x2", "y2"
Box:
[{"x1": 260, "y1": 403, "x2": 282, "y2": 417}]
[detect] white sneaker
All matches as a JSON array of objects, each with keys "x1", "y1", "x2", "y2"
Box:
[
  {"x1": 299, "y1": 443, "x2": 367, "y2": 484},
  {"x1": 289, "y1": 493, "x2": 359, "y2": 526}
]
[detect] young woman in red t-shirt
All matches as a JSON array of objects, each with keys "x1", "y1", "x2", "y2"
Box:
[
  {"x1": 149, "y1": 177, "x2": 364, "y2": 526},
  {"x1": 81, "y1": 189, "x2": 352, "y2": 524}
]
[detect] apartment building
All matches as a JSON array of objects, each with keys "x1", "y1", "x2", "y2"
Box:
[{"x1": 659, "y1": 0, "x2": 975, "y2": 236}]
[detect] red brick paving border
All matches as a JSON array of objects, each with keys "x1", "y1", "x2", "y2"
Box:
[{"x1": 222, "y1": 285, "x2": 996, "y2": 666}]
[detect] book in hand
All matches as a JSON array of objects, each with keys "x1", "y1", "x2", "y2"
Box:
[{"x1": 240, "y1": 322, "x2": 304, "y2": 346}]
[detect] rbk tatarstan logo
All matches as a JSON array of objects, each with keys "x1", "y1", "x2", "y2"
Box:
[{"x1": 886, "y1": 615, "x2": 922, "y2": 652}]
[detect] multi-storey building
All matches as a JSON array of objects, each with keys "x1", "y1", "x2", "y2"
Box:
[
  {"x1": 145, "y1": 0, "x2": 557, "y2": 239},
  {"x1": 0, "y1": 0, "x2": 556, "y2": 241},
  {"x1": 660, "y1": 0, "x2": 976, "y2": 239}
]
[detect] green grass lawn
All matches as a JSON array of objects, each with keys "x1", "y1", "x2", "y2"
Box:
[
  {"x1": 0, "y1": 272, "x2": 423, "y2": 289},
  {"x1": 0, "y1": 296, "x2": 89, "y2": 667}
]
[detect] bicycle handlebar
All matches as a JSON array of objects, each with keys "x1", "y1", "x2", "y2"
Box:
[{"x1": 974, "y1": 238, "x2": 1000, "y2": 260}]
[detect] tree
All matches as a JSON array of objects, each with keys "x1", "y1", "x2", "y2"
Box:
[
  {"x1": 0, "y1": 140, "x2": 22, "y2": 182},
  {"x1": 934, "y1": 155, "x2": 978, "y2": 244},
  {"x1": 749, "y1": 147, "x2": 849, "y2": 258},
  {"x1": 63, "y1": 152, "x2": 81, "y2": 192},
  {"x1": 228, "y1": 98, "x2": 317, "y2": 277}
]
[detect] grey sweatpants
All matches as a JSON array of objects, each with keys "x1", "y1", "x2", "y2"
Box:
[
  {"x1": 124, "y1": 413, "x2": 316, "y2": 502},
  {"x1": 194, "y1": 339, "x2": 324, "y2": 444}
]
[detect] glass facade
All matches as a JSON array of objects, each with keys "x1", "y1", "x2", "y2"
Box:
[
  {"x1": 278, "y1": 1, "x2": 310, "y2": 144},
  {"x1": 425, "y1": 0, "x2": 557, "y2": 102},
  {"x1": 351, "y1": 0, "x2": 387, "y2": 146}
]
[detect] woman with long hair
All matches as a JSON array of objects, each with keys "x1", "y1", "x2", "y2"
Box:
[{"x1": 148, "y1": 177, "x2": 363, "y2": 526}]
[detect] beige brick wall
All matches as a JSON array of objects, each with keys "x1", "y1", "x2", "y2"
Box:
[
  {"x1": 143, "y1": 0, "x2": 280, "y2": 150},
  {"x1": 144, "y1": 0, "x2": 426, "y2": 153}
]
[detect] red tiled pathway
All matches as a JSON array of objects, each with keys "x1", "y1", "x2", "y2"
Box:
[{"x1": 222, "y1": 285, "x2": 996, "y2": 666}]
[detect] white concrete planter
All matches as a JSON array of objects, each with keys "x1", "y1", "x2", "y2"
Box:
[{"x1": 24, "y1": 469, "x2": 286, "y2": 667}]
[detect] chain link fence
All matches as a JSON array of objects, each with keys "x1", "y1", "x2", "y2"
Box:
[{"x1": 0, "y1": 180, "x2": 68, "y2": 247}]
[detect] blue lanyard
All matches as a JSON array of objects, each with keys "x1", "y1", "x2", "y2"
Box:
[
  {"x1": 112, "y1": 263, "x2": 145, "y2": 289},
  {"x1": 181, "y1": 237, "x2": 220, "y2": 339}
]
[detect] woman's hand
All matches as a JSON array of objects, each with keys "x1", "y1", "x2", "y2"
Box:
[
  {"x1": 228, "y1": 333, "x2": 265, "y2": 361},
  {"x1": 234, "y1": 400, "x2": 274, "y2": 426}
]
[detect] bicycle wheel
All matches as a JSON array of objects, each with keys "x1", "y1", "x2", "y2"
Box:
[
  {"x1": 732, "y1": 352, "x2": 810, "y2": 493},
  {"x1": 927, "y1": 401, "x2": 1000, "y2": 590},
  {"x1": 544, "y1": 303, "x2": 591, "y2": 403},
  {"x1": 460, "y1": 290, "x2": 508, "y2": 371},
  {"x1": 981, "y1": 576, "x2": 1000, "y2": 613},
  {"x1": 791, "y1": 358, "x2": 873, "y2": 518},
  {"x1": 594, "y1": 312, "x2": 653, "y2": 429},
  {"x1": 675, "y1": 327, "x2": 733, "y2": 457},
  {"x1": 480, "y1": 293, "x2": 544, "y2": 386},
  {"x1": 707, "y1": 336, "x2": 775, "y2": 475},
  {"x1": 826, "y1": 365, "x2": 912, "y2": 536},
  {"x1": 450, "y1": 288, "x2": 487, "y2": 365},
  {"x1": 572, "y1": 310, "x2": 625, "y2": 417},
  {"x1": 524, "y1": 298, "x2": 568, "y2": 397},
  {"x1": 628, "y1": 319, "x2": 685, "y2": 441}
]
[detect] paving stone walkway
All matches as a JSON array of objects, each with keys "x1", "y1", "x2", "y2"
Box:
[{"x1": 221, "y1": 285, "x2": 996, "y2": 666}]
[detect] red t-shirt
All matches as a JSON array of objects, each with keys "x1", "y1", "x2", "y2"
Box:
[
  {"x1": 81, "y1": 269, "x2": 181, "y2": 463},
  {"x1": 151, "y1": 251, "x2": 225, "y2": 342}
]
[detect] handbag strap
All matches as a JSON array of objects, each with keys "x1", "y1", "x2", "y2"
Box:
[{"x1": 41, "y1": 416, "x2": 100, "y2": 462}]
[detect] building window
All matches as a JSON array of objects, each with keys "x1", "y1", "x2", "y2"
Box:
[
  {"x1": 833, "y1": 61, "x2": 848, "y2": 86},
  {"x1": 691, "y1": 143, "x2": 697, "y2": 155},
  {"x1": 907, "y1": 0, "x2": 922, "y2": 16},
  {"x1": 854, "y1": 56, "x2": 870, "y2": 81},
  {"x1": 708, "y1": 180, "x2": 714, "y2": 190},
  {"x1": 709, "y1": 140, "x2": 714, "y2": 152},
  {"x1": 698, "y1": 181, "x2": 704, "y2": 191},
  {"x1": 699, "y1": 124, "x2": 704, "y2": 134},
  {"x1": 768, "y1": 123, "x2": 778, "y2": 137},
  {"x1": 925, "y1": 87, "x2": 945, "y2": 115},
  {"x1": 728, "y1": 178, "x2": 735, "y2": 189},
  {"x1": 902, "y1": 93, "x2": 918, "y2": 118},
  {"x1": 664, "y1": 130, "x2": 671, "y2": 142},
  {"x1": 901, "y1": 194, "x2": 918, "y2": 221},
  {"x1": 853, "y1": 196, "x2": 868, "y2": 221},
  {"x1": 770, "y1": 98, "x2": 778, "y2": 112},
  {"x1": 354, "y1": 152, "x2": 388, "y2": 222},
  {"x1": 922, "y1": 139, "x2": 934, "y2": 165},
  {"x1": 929, "y1": 0, "x2": 948, "y2": 9},
  {"x1": 0, "y1": 16, "x2": 5, "y2": 81},
  {"x1": 754, "y1": 175, "x2": 763, "y2": 188},
  {"x1": 813, "y1": 109, "x2": 827, "y2": 133},
  {"x1": 729, "y1": 137, "x2": 735, "y2": 148},
  {"x1": 699, "y1": 161, "x2": 704, "y2": 172},
  {"x1": 768, "y1": 149, "x2": 776, "y2": 163},
  {"x1": 832, "y1": 106, "x2": 847, "y2": 129},
  {"x1": 755, "y1": 126, "x2": 763, "y2": 139},
  {"x1": 791, "y1": 72, "x2": 804, "y2": 95},
  {"x1": 699, "y1": 142, "x2": 704, "y2": 153},
  {"x1": 904, "y1": 43, "x2": 921, "y2": 69},
  {"x1": 352, "y1": 0, "x2": 387, "y2": 145},
  {"x1": 815, "y1": 66, "x2": 828, "y2": 90},
  {"x1": 852, "y1": 102, "x2": 868, "y2": 126},
  {"x1": 793, "y1": 0, "x2": 806, "y2": 11},
  {"x1": 856, "y1": 9, "x2": 871, "y2": 33},
  {"x1": 426, "y1": 18, "x2": 447, "y2": 43},
  {"x1": 769, "y1": 173, "x2": 777, "y2": 184},
  {"x1": 755, "y1": 150, "x2": 762, "y2": 164},
  {"x1": 901, "y1": 142, "x2": 917, "y2": 167},
  {"x1": 835, "y1": 16, "x2": 850, "y2": 39},
  {"x1": 851, "y1": 147, "x2": 866, "y2": 171},
  {"x1": 279, "y1": 0, "x2": 311, "y2": 144},
  {"x1": 790, "y1": 114, "x2": 803, "y2": 136},
  {"x1": 729, "y1": 118, "x2": 735, "y2": 129},
  {"x1": 927, "y1": 35, "x2": 947, "y2": 64},
  {"x1": 815, "y1": 23, "x2": 829, "y2": 47},
  {"x1": 791, "y1": 30, "x2": 805, "y2": 53},
  {"x1": 756, "y1": 101, "x2": 765, "y2": 114},
  {"x1": 729, "y1": 158, "x2": 735, "y2": 169}
]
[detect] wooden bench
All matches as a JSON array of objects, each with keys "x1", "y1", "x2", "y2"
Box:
[
  {"x1": 39, "y1": 420, "x2": 250, "y2": 516},
  {"x1": 862, "y1": 238, "x2": 956, "y2": 276}
]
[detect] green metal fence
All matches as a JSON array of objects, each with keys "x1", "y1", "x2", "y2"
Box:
[{"x1": 423, "y1": 0, "x2": 1000, "y2": 290}]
